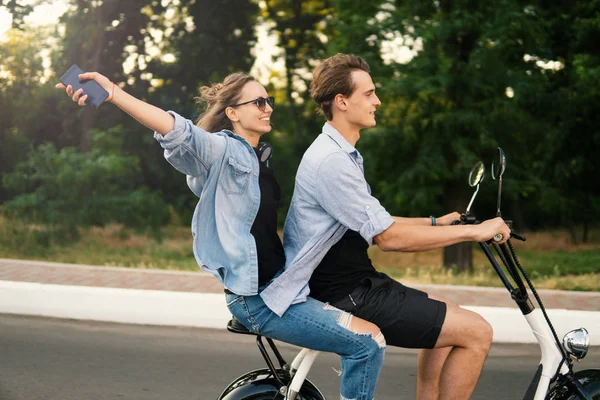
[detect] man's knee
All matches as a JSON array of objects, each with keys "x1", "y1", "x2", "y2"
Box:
[
  {"x1": 438, "y1": 308, "x2": 493, "y2": 350},
  {"x1": 462, "y1": 313, "x2": 493, "y2": 354},
  {"x1": 476, "y1": 317, "x2": 493, "y2": 350}
]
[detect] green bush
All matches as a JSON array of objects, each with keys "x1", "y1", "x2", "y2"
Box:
[{"x1": 2, "y1": 126, "x2": 170, "y2": 243}]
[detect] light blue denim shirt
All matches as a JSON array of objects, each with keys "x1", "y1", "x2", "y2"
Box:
[
  {"x1": 154, "y1": 111, "x2": 263, "y2": 295},
  {"x1": 260, "y1": 122, "x2": 395, "y2": 316}
]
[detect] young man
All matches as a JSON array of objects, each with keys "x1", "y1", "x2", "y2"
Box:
[{"x1": 282, "y1": 54, "x2": 511, "y2": 399}]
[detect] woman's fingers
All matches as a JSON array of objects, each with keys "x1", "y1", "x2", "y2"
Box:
[
  {"x1": 72, "y1": 88, "x2": 84, "y2": 103},
  {"x1": 78, "y1": 94, "x2": 88, "y2": 106},
  {"x1": 78, "y1": 72, "x2": 97, "y2": 81},
  {"x1": 55, "y1": 83, "x2": 65, "y2": 89}
]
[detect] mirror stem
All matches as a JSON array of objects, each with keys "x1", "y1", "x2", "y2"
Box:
[
  {"x1": 466, "y1": 184, "x2": 480, "y2": 214},
  {"x1": 496, "y1": 176, "x2": 503, "y2": 217}
]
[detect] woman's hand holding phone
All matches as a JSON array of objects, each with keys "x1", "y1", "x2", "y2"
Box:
[
  {"x1": 55, "y1": 66, "x2": 175, "y2": 134},
  {"x1": 55, "y1": 70, "x2": 114, "y2": 107}
]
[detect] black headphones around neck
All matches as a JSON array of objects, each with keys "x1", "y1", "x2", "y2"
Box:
[{"x1": 257, "y1": 142, "x2": 272, "y2": 167}]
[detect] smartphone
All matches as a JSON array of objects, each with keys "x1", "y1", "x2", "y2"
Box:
[{"x1": 59, "y1": 64, "x2": 109, "y2": 109}]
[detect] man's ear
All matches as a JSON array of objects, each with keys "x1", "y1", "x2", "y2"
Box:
[
  {"x1": 225, "y1": 106, "x2": 239, "y2": 122},
  {"x1": 333, "y1": 94, "x2": 348, "y2": 112}
]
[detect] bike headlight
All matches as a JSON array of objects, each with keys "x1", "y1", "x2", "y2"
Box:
[{"x1": 563, "y1": 328, "x2": 590, "y2": 360}]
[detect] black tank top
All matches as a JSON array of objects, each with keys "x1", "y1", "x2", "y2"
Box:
[
  {"x1": 308, "y1": 229, "x2": 378, "y2": 303},
  {"x1": 250, "y1": 148, "x2": 285, "y2": 286}
]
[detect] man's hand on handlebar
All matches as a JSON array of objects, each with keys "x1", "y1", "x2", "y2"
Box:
[
  {"x1": 436, "y1": 212, "x2": 462, "y2": 226},
  {"x1": 474, "y1": 217, "x2": 511, "y2": 244}
]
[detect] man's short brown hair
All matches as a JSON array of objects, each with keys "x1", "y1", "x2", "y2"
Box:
[{"x1": 310, "y1": 54, "x2": 371, "y2": 120}]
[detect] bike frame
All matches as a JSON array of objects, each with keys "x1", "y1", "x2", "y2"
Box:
[
  {"x1": 477, "y1": 239, "x2": 569, "y2": 399},
  {"x1": 288, "y1": 348, "x2": 321, "y2": 397}
]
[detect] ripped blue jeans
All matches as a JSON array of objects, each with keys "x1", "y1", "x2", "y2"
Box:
[{"x1": 226, "y1": 292, "x2": 385, "y2": 400}]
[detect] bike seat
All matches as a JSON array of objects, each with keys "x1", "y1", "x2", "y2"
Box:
[{"x1": 227, "y1": 317, "x2": 256, "y2": 335}]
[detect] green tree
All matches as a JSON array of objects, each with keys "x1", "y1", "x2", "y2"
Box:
[
  {"x1": 54, "y1": 0, "x2": 163, "y2": 152},
  {"x1": 0, "y1": 26, "x2": 51, "y2": 202},
  {"x1": 326, "y1": 0, "x2": 545, "y2": 271},
  {"x1": 513, "y1": 1, "x2": 600, "y2": 243},
  {"x1": 48, "y1": 0, "x2": 260, "y2": 220},
  {"x1": 127, "y1": 0, "x2": 260, "y2": 217}
]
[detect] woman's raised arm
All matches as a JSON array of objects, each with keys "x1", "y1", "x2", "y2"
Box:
[{"x1": 56, "y1": 71, "x2": 175, "y2": 136}]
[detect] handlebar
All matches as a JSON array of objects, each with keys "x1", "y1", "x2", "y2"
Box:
[
  {"x1": 456, "y1": 214, "x2": 527, "y2": 242},
  {"x1": 455, "y1": 213, "x2": 530, "y2": 302}
]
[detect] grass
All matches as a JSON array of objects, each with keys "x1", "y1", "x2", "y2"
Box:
[
  {"x1": 0, "y1": 220, "x2": 198, "y2": 271},
  {"x1": 370, "y1": 230, "x2": 600, "y2": 291},
  {"x1": 0, "y1": 216, "x2": 598, "y2": 291}
]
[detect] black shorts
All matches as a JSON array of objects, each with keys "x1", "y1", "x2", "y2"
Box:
[{"x1": 331, "y1": 272, "x2": 446, "y2": 349}]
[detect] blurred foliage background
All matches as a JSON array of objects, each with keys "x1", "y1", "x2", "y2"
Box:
[{"x1": 0, "y1": 0, "x2": 598, "y2": 273}]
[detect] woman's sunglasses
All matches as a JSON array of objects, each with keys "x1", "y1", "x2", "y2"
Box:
[{"x1": 230, "y1": 96, "x2": 275, "y2": 111}]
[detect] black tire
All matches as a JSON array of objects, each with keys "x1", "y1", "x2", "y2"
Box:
[
  {"x1": 547, "y1": 369, "x2": 600, "y2": 399},
  {"x1": 218, "y1": 368, "x2": 325, "y2": 400}
]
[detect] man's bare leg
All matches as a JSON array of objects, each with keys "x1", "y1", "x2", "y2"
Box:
[
  {"x1": 416, "y1": 296, "x2": 456, "y2": 400},
  {"x1": 417, "y1": 346, "x2": 452, "y2": 400},
  {"x1": 436, "y1": 307, "x2": 492, "y2": 399},
  {"x1": 416, "y1": 296, "x2": 492, "y2": 400}
]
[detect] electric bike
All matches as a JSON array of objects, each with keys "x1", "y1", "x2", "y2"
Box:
[{"x1": 218, "y1": 147, "x2": 600, "y2": 400}]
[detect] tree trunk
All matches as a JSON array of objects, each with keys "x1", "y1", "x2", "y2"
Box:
[
  {"x1": 582, "y1": 194, "x2": 590, "y2": 243},
  {"x1": 567, "y1": 211, "x2": 578, "y2": 244},
  {"x1": 443, "y1": 179, "x2": 473, "y2": 272},
  {"x1": 443, "y1": 242, "x2": 473, "y2": 272},
  {"x1": 511, "y1": 196, "x2": 527, "y2": 232}
]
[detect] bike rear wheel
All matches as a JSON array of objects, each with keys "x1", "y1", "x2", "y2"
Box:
[{"x1": 218, "y1": 368, "x2": 325, "y2": 400}]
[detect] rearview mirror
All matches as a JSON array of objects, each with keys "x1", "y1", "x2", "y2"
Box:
[
  {"x1": 469, "y1": 161, "x2": 485, "y2": 187},
  {"x1": 492, "y1": 148, "x2": 506, "y2": 180},
  {"x1": 491, "y1": 147, "x2": 506, "y2": 217},
  {"x1": 466, "y1": 162, "x2": 485, "y2": 214}
]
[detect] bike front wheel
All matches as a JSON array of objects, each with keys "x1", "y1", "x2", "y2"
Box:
[{"x1": 546, "y1": 369, "x2": 600, "y2": 399}]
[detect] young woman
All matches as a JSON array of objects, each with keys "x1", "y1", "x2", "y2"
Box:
[{"x1": 57, "y1": 71, "x2": 385, "y2": 400}]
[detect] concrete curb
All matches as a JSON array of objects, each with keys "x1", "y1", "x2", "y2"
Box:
[{"x1": 1, "y1": 279, "x2": 598, "y2": 344}]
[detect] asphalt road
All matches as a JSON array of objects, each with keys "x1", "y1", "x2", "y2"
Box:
[{"x1": 1, "y1": 314, "x2": 598, "y2": 400}]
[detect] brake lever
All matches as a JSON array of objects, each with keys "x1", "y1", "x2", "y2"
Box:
[
  {"x1": 503, "y1": 220, "x2": 526, "y2": 241},
  {"x1": 510, "y1": 231, "x2": 527, "y2": 241}
]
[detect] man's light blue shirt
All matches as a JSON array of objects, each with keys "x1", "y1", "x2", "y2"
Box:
[{"x1": 261, "y1": 123, "x2": 395, "y2": 316}]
